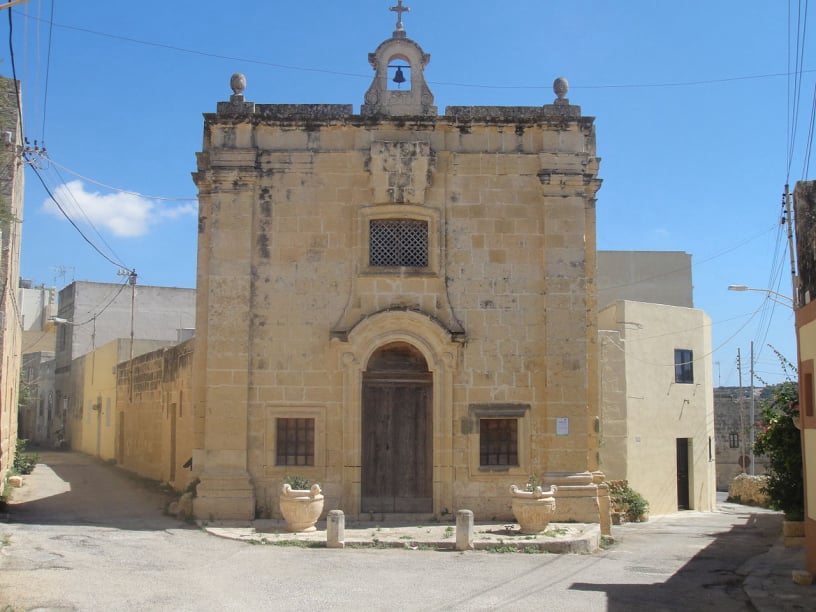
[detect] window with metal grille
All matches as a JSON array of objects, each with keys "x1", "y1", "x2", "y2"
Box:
[
  {"x1": 276, "y1": 418, "x2": 315, "y2": 466},
  {"x1": 479, "y1": 418, "x2": 519, "y2": 467},
  {"x1": 369, "y1": 219, "x2": 428, "y2": 267},
  {"x1": 729, "y1": 432, "x2": 740, "y2": 449},
  {"x1": 674, "y1": 349, "x2": 694, "y2": 384}
]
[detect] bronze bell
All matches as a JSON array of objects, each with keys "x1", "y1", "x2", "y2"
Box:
[{"x1": 393, "y1": 66, "x2": 406, "y2": 84}]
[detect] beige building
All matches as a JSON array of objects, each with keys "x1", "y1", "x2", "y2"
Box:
[
  {"x1": 68, "y1": 338, "x2": 173, "y2": 462},
  {"x1": 191, "y1": 15, "x2": 607, "y2": 525},
  {"x1": 0, "y1": 76, "x2": 23, "y2": 486},
  {"x1": 599, "y1": 300, "x2": 717, "y2": 515},
  {"x1": 54, "y1": 280, "x2": 195, "y2": 448}
]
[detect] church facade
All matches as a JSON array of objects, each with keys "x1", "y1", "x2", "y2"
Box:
[{"x1": 191, "y1": 10, "x2": 606, "y2": 527}]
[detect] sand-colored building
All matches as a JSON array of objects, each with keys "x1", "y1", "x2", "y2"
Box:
[
  {"x1": 599, "y1": 300, "x2": 717, "y2": 515},
  {"x1": 794, "y1": 179, "x2": 816, "y2": 575},
  {"x1": 190, "y1": 14, "x2": 606, "y2": 525},
  {"x1": 0, "y1": 76, "x2": 23, "y2": 486}
]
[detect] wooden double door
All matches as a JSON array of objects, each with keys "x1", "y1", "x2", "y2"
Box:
[{"x1": 361, "y1": 343, "x2": 433, "y2": 514}]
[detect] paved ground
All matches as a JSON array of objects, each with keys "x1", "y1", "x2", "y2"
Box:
[{"x1": 0, "y1": 451, "x2": 813, "y2": 611}]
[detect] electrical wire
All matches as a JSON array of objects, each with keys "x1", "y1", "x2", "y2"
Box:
[
  {"x1": 27, "y1": 162, "x2": 130, "y2": 271},
  {"x1": 40, "y1": 0, "x2": 54, "y2": 142},
  {"x1": 46, "y1": 155, "x2": 197, "y2": 202},
  {"x1": 47, "y1": 163, "x2": 128, "y2": 267},
  {"x1": 20, "y1": 13, "x2": 816, "y2": 93},
  {"x1": 598, "y1": 224, "x2": 778, "y2": 292}
]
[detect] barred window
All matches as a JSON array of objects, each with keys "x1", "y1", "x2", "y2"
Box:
[
  {"x1": 276, "y1": 418, "x2": 315, "y2": 466},
  {"x1": 479, "y1": 418, "x2": 519, "y2": 467},
  {"x1": 369, "y1": 219, "x2": 428, "y2": 267}
]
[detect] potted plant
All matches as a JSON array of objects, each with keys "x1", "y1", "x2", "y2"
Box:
[
  {"x1": 509, "y1": 475, "x2": 558, "y2": 534},
  {"x1": 279, "y1": 475, "x2": 324, "y2": 533}
]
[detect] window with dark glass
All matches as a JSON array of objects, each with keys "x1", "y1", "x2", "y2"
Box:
[
  {"x1": 369, "y1": 219, "x2": 428, "y2": 267},
  {"x1": 276, "y1": 418, "x2": 315, "y2": 466},
  {"x1": 674, "y1": 349, "x2": 694, "y2": 384},
  {"x1": 729, "y1": 432, "x2": 740, "y2": 449},
  {"x1": 479, "y1": 418, "x2": 518, "y2": 466}
]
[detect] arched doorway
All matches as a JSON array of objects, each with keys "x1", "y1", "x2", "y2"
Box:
[{"x1": 361, "y1": 342, "x2": 432, "y2": 513}]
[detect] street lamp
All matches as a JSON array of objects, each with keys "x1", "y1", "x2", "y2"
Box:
[{"x1": 727, "y1": 285, "x2": 794, "y2": 308}]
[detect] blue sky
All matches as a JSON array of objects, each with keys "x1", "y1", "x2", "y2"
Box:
[{"x1": 2, "y1": 1, "x2": 813, "y2": 387}]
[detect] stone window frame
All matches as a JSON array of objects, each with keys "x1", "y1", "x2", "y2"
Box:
[
  {"x1": 359, "y1": 204, "x2": 440, "y2": 277},
  {"x1": 265, "y1": 405, "x2": 326, "y2": 478},
  {"x1": 674, "y1": 348, "x2": 694, "y2": 384},
  {"x1": 467, "y1": 403, "x2": 531, "y2": 477}
]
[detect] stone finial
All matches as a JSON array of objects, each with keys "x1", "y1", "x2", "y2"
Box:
[
  {"x1": 553, "y1": 77, "x2": 569, "y2": 105},
  {"x1": 217, "y1": 72, "x2": 256, "y2": 115},
  {"x1": 230, "y1": 73, "x2": 247, "y2": 98}
]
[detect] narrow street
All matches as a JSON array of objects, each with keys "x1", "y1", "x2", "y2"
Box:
[{"x1": 0, "y1": 451, "x2": 792, "y2": 611}]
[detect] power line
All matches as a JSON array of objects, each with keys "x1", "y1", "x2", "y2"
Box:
[
  {"x1": 21, "y1": 13, "x2": 816, "y2": 93},
  {"x1": 40, "y1": 0, "x2": 54, "y2": 143},
  {"x1": 46, "y1": 155, "x2": 197, "y2": 202},
  {"x1": 26, "y1": 162, "x2": 131, "y2": 271}
]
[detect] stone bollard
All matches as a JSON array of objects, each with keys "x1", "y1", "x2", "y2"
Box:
[
  {"x1": 456, "y1": 509, "x2": 474, "y2": 551},
  {"x1": 327, "y1": 509, "x2": 345, "y2": 549}
]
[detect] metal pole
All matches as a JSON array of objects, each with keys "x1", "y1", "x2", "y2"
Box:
[{"x1": 750, "y1": 341, "x2": 755, "y2": 476}]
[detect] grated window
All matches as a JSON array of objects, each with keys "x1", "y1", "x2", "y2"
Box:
[
  {"x1": 369, "y1": 219, "x2": 428, "y2": 267},
  {"x1": 479, "y1": 418, "x2": 519, "y2": 467},
  {"x1": 276, "y1": 418, "x2": 315, "y2": 466}
]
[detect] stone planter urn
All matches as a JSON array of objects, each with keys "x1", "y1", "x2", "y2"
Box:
[
  {"x1": 280, "y1": 483, "x2": 324, "y2": 532},
  {"x1": 510, "y1": 484, "x2": 558, "y2": 534}
]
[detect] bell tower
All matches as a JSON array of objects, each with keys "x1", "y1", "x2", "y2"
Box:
[{"x1": 361, "y1": 1, "x2": 437, "y2": 117}]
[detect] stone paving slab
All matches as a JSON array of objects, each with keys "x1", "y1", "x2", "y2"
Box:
[{"x1": 201, "y1": 519, "x2": 602, "y2": 554}]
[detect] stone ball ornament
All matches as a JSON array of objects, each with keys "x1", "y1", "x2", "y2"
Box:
[
  {"x1": 553, "y1": 77, "x2": 569, "y2": 100},
  {"x1": 230, "y1": 73, "x2": 247, "y2": 96}
]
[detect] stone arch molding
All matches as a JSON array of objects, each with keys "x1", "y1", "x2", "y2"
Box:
[
  {"x1": 344, "y1": 309, "x2": 458, "y2": 373},
  {"x1": 336, "y1": 309, "x2": 458, "y2": 517}
]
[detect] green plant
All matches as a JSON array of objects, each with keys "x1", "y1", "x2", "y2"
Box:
[
  {"x1": 283, "y1": 475, "x2": 309, "y2": 490},
  {"x1": 607, "y1": 480, "x2": 649, "y2": 522},
  {"x1": 524, "y1": 473, "x2": 540, "y2": 492},
  {"x1": 443, "y1": 526, "x2": 454, "y2": 539},
  {"x1": 12, "y1": 439, "x2": 38, "y2": 476},
  {"x1": 754, "y1": 380, "x2": 804, "y2": 520}
]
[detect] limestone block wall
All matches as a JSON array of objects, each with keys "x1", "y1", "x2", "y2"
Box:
[
  {"x1": 192, "y1": 102, "x2": 602, "y2": 521},
  {"x1": 713, "y1": 386, "x2": 769, "y2": 490},
  {"x1": 116, "y1": 339, "x2": 194, "y2": 489}
]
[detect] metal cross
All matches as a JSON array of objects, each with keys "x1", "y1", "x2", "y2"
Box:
[{"x1": 390, "y1": 0, "x2": 410, "y2": 31}]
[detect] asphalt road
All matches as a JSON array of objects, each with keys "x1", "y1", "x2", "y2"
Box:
[{"x1": 0, "y1": 451, "x2": 785, "y2": 611}]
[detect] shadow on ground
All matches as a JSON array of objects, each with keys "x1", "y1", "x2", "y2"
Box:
[
  {"x1": 4, "y1": 449, "x2": 191, "y2": 532},
  {"x1": 570, "y1": 511, "x2": 783, "y2": 610}
]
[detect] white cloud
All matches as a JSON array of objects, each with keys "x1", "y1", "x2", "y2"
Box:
[{"x1": 42, "y1": 180, "x2": 197, "y2": 238}]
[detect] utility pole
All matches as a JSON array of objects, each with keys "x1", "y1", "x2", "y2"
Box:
[
  {"x1": 784, "y1": 184, "x2": 799, "y2": 308},
  {"x1": 750, "y1": 341, "x2": 755, "y2": 476},
  {"x1": 738, "y1": 349, "x2": 746, "y2": 473},
  {"x1": 117, "y1": 269, "x2": 137, "y2": 399}
]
